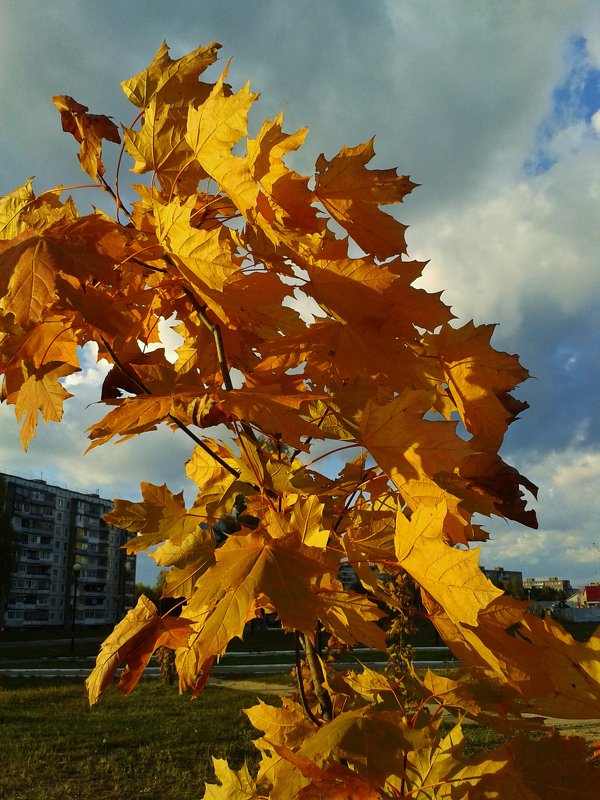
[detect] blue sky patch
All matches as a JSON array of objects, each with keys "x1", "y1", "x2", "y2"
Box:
[{"x1": 525, "y1": 36, "x2": 600, "y2": 175}]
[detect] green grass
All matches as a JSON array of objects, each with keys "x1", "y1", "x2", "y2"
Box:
[
  {"x1": 0, "y1": 676, "x2": 515, "y2": 800},
  {"x1": 0, "y1": 677, "x2": 279, "y2": 800}
]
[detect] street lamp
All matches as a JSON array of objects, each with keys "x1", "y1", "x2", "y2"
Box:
[{"x1": 70, "y1": 563, "x2": 81, "y2": 655}]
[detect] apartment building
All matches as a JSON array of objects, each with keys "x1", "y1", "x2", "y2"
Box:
[
  {"x1": 481, "y1": 566, "x2": 523, "y2": 591},
  {"x1": 523, "y1": 576, "x2": 572, "y2": 595},
  {"x1": 1, "y1": 471, "x2": 136, "y2": 628}
]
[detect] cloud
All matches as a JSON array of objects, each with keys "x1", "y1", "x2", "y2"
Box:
[
  {"x1": 481, "y1": 446, "x2": 600, "y2": 585},
  {"x1": 412, "y1": 140, "x2": 600, "y2": 333},
  {"x1": 1, "y1": 1, "x2": 598, "y2": 588}
]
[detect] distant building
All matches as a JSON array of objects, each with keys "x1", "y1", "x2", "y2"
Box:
[
  {"x1": 523, "y1": 576, "x2": 572, "y2": 595},
  {"x1": 581, "y1": 584, "x2": 600, "y2": 607},
  {"x1": 1, "y1": 472, "x2": 136, "y2": 628},
  {"x1": 481, "y1": 566, "x2": 523, "y2": 592}
]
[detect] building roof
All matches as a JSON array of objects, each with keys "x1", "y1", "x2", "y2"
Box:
[{"x1": 585, "y1": 585, "x2": 600, "y2": 602}]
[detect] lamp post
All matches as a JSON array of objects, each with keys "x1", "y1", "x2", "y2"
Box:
[{"x1": 70, "y1": 563, "x2": 81, "y2": 655}]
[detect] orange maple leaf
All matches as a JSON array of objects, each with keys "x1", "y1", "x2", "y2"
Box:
[
  {"x1": 314, "y1": 139, "x2": 417, "y2": 259},
  {"x1": 52, "y1": 95, "x2": 120, "y2": 180},
  {"x1": 86, "y1": 595, "x2": 191, "y2": 706}
]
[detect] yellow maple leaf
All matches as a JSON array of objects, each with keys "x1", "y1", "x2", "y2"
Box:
[
  {"x1": 14, "y1": 370, "x2": 73, "y2": 451},
  {"x1": 121, "y1": 40, "x2": 221, "y2": 109},
  {"x1": 179, "y1": 531, "x2": 329, "y2": 676},
  {"x1": 0, "y1": 179, "x2": 36, "y2": 240},
  {"x1": 203, "y1": 757, "x2": 260, "y2": 800},
  {"x1": 105, "y1": 482, "x2": 204, "y2": 553},
  {"x1": 360, "y1": 389, "x2": 472, "y2": 489},
  {"x1": 151, "y1": 526, "x2": 216, "y2": 598},
  {"x1": 186, "y1": 75, "x2": 259, "y2": 215},
  {"x1": 430, "y1": 595, "x2": 600, "y2": 720},
  {"x1": 154, "y1": 196, "x2": 240, "y2": 296},
  {"x1": 423, "y1": 321, "x2": 530, "y2": 451},
  {"x1": 122, "y1": 98, "x2": 207, "y2": 196},
  {"x1": 395, "y1": 502, "x2": 502, "y2": 626}
]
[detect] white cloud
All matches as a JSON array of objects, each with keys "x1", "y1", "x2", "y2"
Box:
[
  {"x1": 1, "y1": 1, "x2": 599, "y2": 589},
  {"x1": 481, "y1": 446, "x2": 600, "y2": 585},
  {"x1": 411, "y1": 141, "x2": 600, "y2": 335}
]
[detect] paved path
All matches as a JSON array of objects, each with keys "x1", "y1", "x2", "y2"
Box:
[{"x1": 209, "y1": 677, "x2": 294, "y2": 695}]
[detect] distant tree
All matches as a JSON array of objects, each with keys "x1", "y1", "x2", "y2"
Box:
[
  {"x1": 0, "y1": 476, "x2": 17, "y2": 628},
  {"x1": 134, "y1": 579, "x2": 162, "y2": 607}
]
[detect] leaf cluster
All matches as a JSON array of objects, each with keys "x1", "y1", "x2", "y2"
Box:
[{"x1": 1, "y1": 40, "x2": 599, "y2": 798}]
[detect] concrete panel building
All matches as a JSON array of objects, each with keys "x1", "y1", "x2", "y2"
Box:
[
  {"x1": 523, "y1": 576, "x2": 572, "y2": 595},
  {"x1": 1, "y1": 471, "x2": 136, "y2": 628}
]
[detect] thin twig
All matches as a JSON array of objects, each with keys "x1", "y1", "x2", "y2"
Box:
[
  {"x1": 99, "y1": 174, "x2": 132, "y2": 220},
  {"x1": 98, "y1": 335, "x2": 239, "y2": 478},
  {"x1": 180, "y1": 287, "x2": 234, "y2": 391},
  {"x1": 180, "y1": 286, "x2": 258, "y2": 442}
]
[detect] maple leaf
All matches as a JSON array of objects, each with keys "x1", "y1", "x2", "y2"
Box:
[
  {"x1": 0, "y1": 215, "x2": 138, "y2": 331},
  {"x1": 153, "y1": 196, "x2": 242, "y2": 300},
  {"x1": 395, "y1": 502, "x2": 503, "y2": 626},
  {"x1": 469, "y1": 732, "x2": 600, "y2": 799},
  {"x1": 214, "y1": 386, "x2": 325, "y2": 450},
  {"x1": 294, "y1": 707, "x2": 435, "y2": 787},
  {"x1": 122, "y1": 98, "x2": 208, "y2": 196},
  {"x1": 423, "y1": 321, "x2": 530, "y2": 451},
  {"x1": 419, "y1": 670, "x2": 544, "y2": 734},
  {"x1": 204, "y1": 757, "x2": 260, "y2": 800},
  {"x1": 245, "y1": 697, "x2": 317, "y2": 793},
  {"x1": 52, "y1": 95, "x2": 120, "y2": 180},
  {"x1": 0, "y1": 179, "x2": 36, "y2": 240},
  {"x1": 430, "y1": 595, "x2": 600, "y2": 720},
  {"x1": 245, "y1": 114, "x2": 321, "y2": 238},
  {"x1": 360, "y1": 389, "x2": 472, "y2": 489},
  {"x1": 400, "y1": 721, "x2": 475, "y2": 800},
  {"x1": 121, "y1": 40, "x2": 222, "y2": 108},
  {"x1": 14, "y1": 370, "x2": 74, "y2": 451},
  {"x1": 271, "y1": 745, "x2": 383, "y2": 800},
  {"x1": 177, "y1": 530, "x2": 330, "y2": 687},
  {"x1": 451, "y1": 451, "x2": 538, "y2": 528},
  {"x1": 186, "y1": 75, "x2": 259, "y2": 216},
  {"x1": 151, "y1": 526, "x2": 216, "y2": 598},
  {"x1": 86, "y1": 595, "x2": 191, "y2": 706},
  {"x1": 257, "y1": 318, "x2": 429, "y2": 397},
  {"x1": 105, "y1": 482, "x2": 204, "y2": 554},
  {"x1": 314, "y1": 139, "x2": 417, "y2": 259},
  {"x1": 299, "y1": 247, "x2": 451, "y2": 333}
]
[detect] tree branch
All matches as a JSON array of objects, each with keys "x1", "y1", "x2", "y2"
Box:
[
  {"x1": 181, "y1": 286, "x2": 235, "y2": 391},
  {"x1": 181, "y1": 286, "x2": 258, "y2": 443},
  {"x1": 302, "y1": 632, "x2": 333, "y2": 722},
  {"x1": 98, "y1": 335, "x2": 239, "y2": 478},
  {"x1": 295, "y1": 631, "x2": 321, "y2": 727}
]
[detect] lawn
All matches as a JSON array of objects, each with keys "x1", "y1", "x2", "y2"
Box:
[
  {"x1": 0, "y1": 675, "x2": 516, "y2": 800},
  {"x1": 0, "y1": 677, "x2": 277, "y2": 800}
]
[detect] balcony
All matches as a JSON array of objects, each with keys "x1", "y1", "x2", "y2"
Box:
[{"x1": 23, "y1": 553, "x2": 52, "y2": 564}]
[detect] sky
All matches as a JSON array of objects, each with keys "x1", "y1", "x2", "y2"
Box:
[{"x1": 0, "y1": 0, "x2": 599, "y2": 587}]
